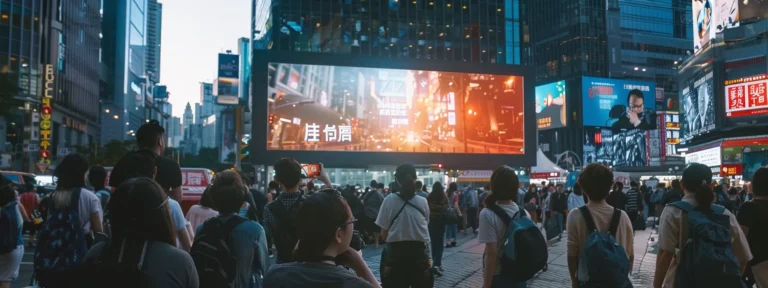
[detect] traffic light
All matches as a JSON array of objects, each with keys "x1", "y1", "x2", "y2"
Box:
[{"x1": 268, "y1": 114, "x2": 276, "y2": 125}]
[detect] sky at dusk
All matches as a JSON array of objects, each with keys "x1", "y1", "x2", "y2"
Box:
[{"x1": 159, "y1": 0, "x2": 251, "y2": 118}]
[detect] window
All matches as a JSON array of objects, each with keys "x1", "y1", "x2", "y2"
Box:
[{"x1": 78, "y1": 29, "x2": 84, "y2": 44}]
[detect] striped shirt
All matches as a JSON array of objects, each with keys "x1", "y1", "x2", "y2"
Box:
[{"x1": 626, "y1": 189, "x2": 640, "y2": 212}]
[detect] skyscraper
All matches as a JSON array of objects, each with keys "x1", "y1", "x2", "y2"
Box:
[
  {"x1": 183, "y1": 102, "x2": 194, "y2": 136},
  {"x1": 146, "y1": 0, "x2": 162, "y2": 83},
  {"x1": 200, "y1": 82, "x2": 215, "y2": 118},
  {"x1": 252, "y1": 0, "x2": 526, "y2": 65}
]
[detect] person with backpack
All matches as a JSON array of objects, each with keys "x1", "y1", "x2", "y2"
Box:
[
  {"x1": 427, "y1": 182, "x2": 449, "y2": 276},
  {"x1": 376, "y1": 163, "x2": 432, "y2": 287},
  {"x1": 445, "y1": 182, "x2": 462, "y2": 247},
  {"x1": 263, "y1": 191, "x2": 381, "y2": 288},
  {"x1": 263, "y1": 158, "x2": 313, "y2": 263},
  {"x1": 34, "y1": 154, "x2": 104, "y2": 287},
  {"x1": 0, "y1": 184, "x2": 24, "y2": 288},
  {"x1": 464, "y1": 185, "x2": 480, "y2": 235},
  {"x1": 479, "y1": 166, "x2": 547, "y2": 288},
  {"x1": 738, "y1": 167, "x2": 768, "y2": 287},
  {"x1": 567, "y1": 163, "x2": 634, "y2": 288},
  {"x1": 362, "y1": 182, "x2": 385, "y2": 247},
  {"x1": 88, "y1": 166, "x2": 110, "y2": 216},
  {"x1": 79, "y1": 177, "x2": 198, "y2": 288},
  {"x1": 654, "y1": 163, "x2": 752, "y2": 288},
  {"x1": 192, "y1": 170, "x2": 268, "y2": 288},
  {"x1": 626, "y1": 181, "x2": 644, "y2": 231}
]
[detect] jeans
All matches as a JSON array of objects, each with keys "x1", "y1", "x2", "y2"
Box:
[
  {"x1": 445, "y1": 224, "x2": 458, "y2": 241},
  {"x1": 428, "y1": 219, "x2": 446, "y2": 267},
  {"x1": 551, "y1": 211, "x2": 564, "y2": 236},
  {"x1": 491, "y1": 275, "x2": 527, "y2": 288},
  {"x1": 467, "y1": 207, "x2": 479, "y2": 232}
]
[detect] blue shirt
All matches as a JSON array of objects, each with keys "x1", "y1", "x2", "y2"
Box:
[
  {"x1": 196, "y1": 215, "x2": 269, "y2": 288},
  {"x1": 568, "y1": 193, "x2": 586, "y2": 211},
  {"x1": 3, "y1": 201, "x2": 23, "y2": 246},
  {"x1": 168, "y1": 199, "x2": 187, "y2": 232},
  {"x1": 416, "y1": 191, "x2": 429, "y2": 198}
]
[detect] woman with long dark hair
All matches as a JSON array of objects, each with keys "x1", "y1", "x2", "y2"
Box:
[
  {"x1": 445, "y1": 182, "x2": 462, "y2": 247},
  {"x1": 264, "y1": 191, "x2": 380, "y2": 288},
  {"x1": 80, "y1": 177, "x2": 198, "y2": 288},
  {"x1": 653, "y1": 163, "x2": 752, "y2": 288},
  {"x1": 427, "y1": 182, "x2": 448, "y2": 276},
  {"x1": 375, "y1": 163, "x2": 432, "y2": 287}
]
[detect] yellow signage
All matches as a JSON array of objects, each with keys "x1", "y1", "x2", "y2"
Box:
[{"x1": 39, "y1": 64, "x2": 54, "y2": 165}]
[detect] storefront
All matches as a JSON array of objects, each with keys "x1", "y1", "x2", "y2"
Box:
[{"x1": 683, "y1": 136, "x2": 768, "y2": 185}]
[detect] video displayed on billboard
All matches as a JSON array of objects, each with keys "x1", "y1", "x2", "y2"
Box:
[
  {"x1": 715, "y1": 0, "x2": 740, "y2": 32},
  {"x1": 582, "y1": 77, "x2": 657, "y2": 132},
  {"x1": 739, "y1": 0, "x2": 768, "y2": 22},
  {"x1": 725, "y1": 74, "x2": 768, "y2": 118},
  {"x1": 535, "y1": 81, "x2": 567, "y2": 130},
  {"x1": 743, "y1": 151, "x2": 768, "y2": 181},
  {"x1": 693, "y1": 0, "x2": 714, "y2": 53},
  {"x1": 583, "y1": 127, "x2": 662, "y2": 168},
  {"x1": 266, "y1": 63, "x2": 525, "y2": 154},
  {"x1": 681, "y1": 71, "x2": 715, "y2": 141}
]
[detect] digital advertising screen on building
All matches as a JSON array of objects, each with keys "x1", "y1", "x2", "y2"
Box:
[
  {"x1": 725, "y1": 74, "x2": 768, "y2": 118},
  {"x1": 265, "y1": 63, "x2": 524, "y2": 155},
  {"x1": 582, "y1": 77, "x2": 657, "y2": 131},
  {"x1": 583, "y1": 126, "x2": 662, "y2": 168},
  {"x1": 681, "y1": 71, "x2": 715, "y2": 142},
  {"x1": 743, "y1": 151, "x2": 768, "y2": 181},
  {"x1": 535, "y1": 81, "x2": 567, "y2": 130}
]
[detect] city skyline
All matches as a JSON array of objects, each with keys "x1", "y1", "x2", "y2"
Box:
[{"x1": 160, "y1": 0, "x2": 251, "y2": 117}]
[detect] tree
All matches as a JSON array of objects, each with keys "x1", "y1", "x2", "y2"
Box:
[{"x1": 0, "y1": 73, "x2": 21, "y2": 118}]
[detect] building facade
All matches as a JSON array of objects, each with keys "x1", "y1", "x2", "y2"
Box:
[
  {"x1": 252, "y1": 0, "x2": 526, "y2": 65},
  {"x1": 146, "y1": 0, "x2": 162, "y2": 83},
  {"x1": 100, "y1": 0, "x2": 153, "y2": 144}
]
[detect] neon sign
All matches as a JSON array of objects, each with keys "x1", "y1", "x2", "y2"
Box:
[{"x1": 39, "y1": 64, "x2": 54, "y2": 165}]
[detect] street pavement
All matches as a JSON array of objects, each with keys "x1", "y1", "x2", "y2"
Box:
[{"x1": 13, "y1": 226, "x2": 662, "y2": 288}]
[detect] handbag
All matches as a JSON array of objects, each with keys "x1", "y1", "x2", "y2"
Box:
[{"x1": 443, "y1": 195, "x2": 459, "y2": 224}]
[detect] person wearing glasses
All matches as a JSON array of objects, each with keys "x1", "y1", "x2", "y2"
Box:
[
  {"x1": 263, "y1": 189, "x2": 381, "y2": 288},
  {"x1": 79, "y1": 177, "x2": 199, "y2": 288},
  {"x1": 611, "y1": 89, "x2": 654, "y2": 132}
]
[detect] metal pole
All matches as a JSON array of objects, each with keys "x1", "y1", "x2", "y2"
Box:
[{"x1": 234, "y1": 106, "x2": 243, "y2": 170}]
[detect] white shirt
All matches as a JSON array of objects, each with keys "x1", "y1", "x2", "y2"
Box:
[
  {"x1": 566, "y1": 201, "x2": 634, "y2": 282},
  {"x1": 478, "y1": 203, "x2": 532, "y2": 275},
  {"x1": 375, "y1": 193, "x2": 430, "y2": 243},
  {"x1": 657, "y1": 194, "x2": 752, "y2": 288}
]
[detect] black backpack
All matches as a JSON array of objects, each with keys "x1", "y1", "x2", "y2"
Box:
[
  {"x1": 487, "y1": 204, "x2": 548, "y2": 281},
  {"x1": 268, "y1": 197, "x2": 304, "y2": 263},
  {"x1": 190, "y1": 216, "x2": 247, "y2": 288},
  {"x1": 0, "y1": 201, "x2": 20, "y2": 254}
]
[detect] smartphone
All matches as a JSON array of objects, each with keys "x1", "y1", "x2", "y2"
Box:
[{"x1": 302, "y1": 163, "x2": 321, "y2": 179}]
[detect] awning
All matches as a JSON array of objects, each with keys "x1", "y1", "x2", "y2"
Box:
[{"x1": 531, "y1": 149, "x2": 566, "y2": 174}]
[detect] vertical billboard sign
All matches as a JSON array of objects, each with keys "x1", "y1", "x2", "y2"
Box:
[
  {"x1": 681, "y1": 71, "x2": 715, "y2": 142},
  {"x1": 39, "y1": 65, "x2": 54, "y2": 166},
  {"x1": 582, "y1": 77, "x2": 657, "y2": 132},
  {"x1": 693, "y1": 0, "x2": 714, "y2": 53},
  {"x1": 739, "y1": 0, "x2": 768, "y2": 21},
  {"x1": 715, "y1": 0, "x2": 740, "y2": 32},
  {"x1": 217, "y1": 53, "x2": 240, "y2": 105},
  {"x1": 725, "y1": 74, "x2": 768, "y2": 118},
  {"x1": 534, "y1": 81, "x2": 567, "y2": 130}
]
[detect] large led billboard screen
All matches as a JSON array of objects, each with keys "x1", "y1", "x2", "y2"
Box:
[
  {"x1": 681, "y1": 71, "x2": 715, "y2": 142},
  {"x1": 252, "y1": 52, "x2": 536, "y2": 168},
  {"x1": 266, "y1": 63, "x2": 525, "y2": 154},
  {"x1": 535, "y1": 81, "x2": 566, "y2": 130},
  {"x1": 743, "y1": 151, "x2": 768, "y2": 181},
  {"x1": 739, "y1": 0, "x2": 768, "y2": 22},
  {"x1": 582, "y1": 77, "x2": 657, "y2": 132},
  {"x1": 725, "y1": 74, "x2": 768, "y2": 118},
  {"x1": 693, "y1": 0, "x2": 714, "y2": 53},
  {"x1": 583, "y1": 127, "x2": 662, "y2": 168}
]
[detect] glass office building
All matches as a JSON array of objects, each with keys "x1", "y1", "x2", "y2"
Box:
[{"x1": 252, "y1": 0, "x2": 525, "y2": 65}]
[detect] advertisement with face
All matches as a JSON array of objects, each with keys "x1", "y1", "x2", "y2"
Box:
[
  {"x1": 715, "y1": 0, "x2": 740, "y2": 32},
  {"x1": 681, "y1": 71, "x2": 715, "y2": 142},
  {"x1": 739, "y1": 0, "x2": 768, "y2": 21},
  {"x1": 582, "y1": 77, "x2": 657, "y2": 132},
  {"x1": 583, "y1": 127, "x2": 655, "y2": 168},
  {"x1": 266, "y1": 63, "x2": 525, "y2": 154},
  {"x1": 725, "y1": 74, "x2": 768, "y2": 118},
  {"x1": 535, "y1": 81, "x2": 567, "y2": 130},
  {"x1": 693, "y1": 0, "x2": 714, "y2": 53}
]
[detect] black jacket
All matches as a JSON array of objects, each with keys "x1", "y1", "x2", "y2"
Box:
[{"x1": 606, "y1": 190, "x2": 628, "y2": 211}]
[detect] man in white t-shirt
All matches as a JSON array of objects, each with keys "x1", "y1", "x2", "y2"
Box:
[{"x1": 567, "y1": 163, "x2": 634, "y2": 287}]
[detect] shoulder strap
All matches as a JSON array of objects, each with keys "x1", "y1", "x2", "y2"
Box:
[
  {"x1": 389, "y1": 201, "x2": 409, "y2": 228},
  {"x1": 579, "y1": 206, "x2": 598, "y2": 232},
  {"x1": 669, "y1": 201, "x2": 694, "y2": 213},
  {"x1": 221, "y1": 215, "x2": 247, "y2": 234},
  {"x1": 69, "y1": 188, "x2": 82, "y2": 210},
  {"x1": 488, "y1": 204, "x2": 513, "y2": 227},
  {"x1": 609, "y1": 208, "x2": 621, "y2": 236}
]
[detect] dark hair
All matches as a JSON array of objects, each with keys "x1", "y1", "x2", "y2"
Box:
[
  {"x1": 370, "y1": 180, "x2": 378, "y2": 188},
  {"x1": 682, "y1": 163, "x2": 714, "y2": 210},
  {"x1": 447, "y1": 182, "x2": 458, "y2": 198},
  {"x1": 136, "y1": 120, "x2": 165, "y2": 149},
  {"x1": 579, "y1": 163, "x2": 614, "y2": 201},
  {"x1": 556, "y1": 184, "x2": 563, "y2": 189},
  {"x1": 377, "y1": 183, "x2": 385, "y2": 189},
  {"x1": 484, "y1": 184, "x2": 490, "y2": 191},
  {"x1": 615, "y1": 182, "x2": 624, "y2": 191},
  {"x1": 108, "y1": 177, "x2": 176, "y2": 245},
  {"x1": 199, "y1": 186, "x2": 216, "y2": 209},
  {"x1": 268, "y1": 180, "x2": 280, "y2": 191},
  {"x1": 488, "y1": 166, "x2": 519, "y2": 207},
  {"x1": 294, "y1": 192, "x2": 352, "y2": 262},
  {"x1": 752, "y1": 167, "x2": 768, "y2": 197},
  {"x1": 573, "y1": 183, "x2": 583, "y2": 196},
  {"x1": 0, "y1": 184, "x2": 15, "y2": 207},
  {"x1": 55, "y1": 153, "x2": 89, "y2": 189},
  {"x1": 671, "y1": 179, "x2": 681, "y2": 191},
  {"x1": 274, "y1": 158, "x2": 302, "y2": 189},
  {"x1": 109, "y1": 150, "x2": 157, "y2": 187},
  {"x1": 627, "y1": 89, "x2": 644, "y2": 104},
  {"x1": 88, "y1": 165, "x2": 107, "y2": 191},
  {"x1": 630, "y1": 181, "x2": 638, "y2": 188},
  {"x1": 395, "y1": 163, "x2": 417, "y2": 199},
  {"x1": 428, "y1": 182, "x2": 447, "y2": 204},
  {"x1": 415, "y1": 180, "x2": 423, "y2": 191},
  {"x1": 209, "y1": 170, "x2": 247, "y2": 215}
]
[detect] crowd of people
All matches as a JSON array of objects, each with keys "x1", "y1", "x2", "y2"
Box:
[{"x1": 0, "y1": 118, "x2": 765, "y2": 288}]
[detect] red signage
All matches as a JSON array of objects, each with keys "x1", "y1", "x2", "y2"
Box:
[
  {"x1": 720, "y1": 164, "x2": 742, "y2": 176},
  {"x1": 726, "y1": 74, "x2": 768, "y2": 118},
  {"x1": 530, "y1": 172, "x2": 560, "y2": 179}
]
